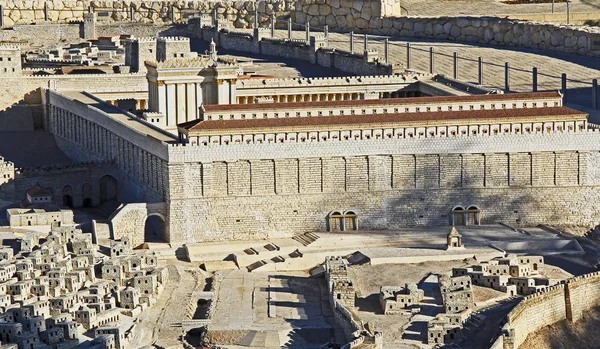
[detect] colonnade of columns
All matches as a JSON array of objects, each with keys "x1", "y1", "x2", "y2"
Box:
[
  {"x1": 104, "y1": 99, "x2": 149, "y2": 110},
  {"x1": 47, "y1": 105, "x2": 167, "y2": 199},
  {"x1": 237, "y1": 92, "x2": 362, "y2": 104},
  {"x1": 236, "y1": 90, "x2": 423, "y2": 104}
]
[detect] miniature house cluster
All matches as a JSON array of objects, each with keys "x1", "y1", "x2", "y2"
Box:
[{"x1": 0, "y1": 225, "x2": 168, "y2": 349}]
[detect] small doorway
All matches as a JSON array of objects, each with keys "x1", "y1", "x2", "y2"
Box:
[
  {"x1": 451, "y1": 207, "x2": 465, "y2": 226},
  {"x1": 63, "y1": 195, "x2": 73, "y2": 208}
]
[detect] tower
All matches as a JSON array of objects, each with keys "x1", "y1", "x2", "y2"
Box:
[{"x1": 209, "y1": 39, "x2": 217, "y2": 61}]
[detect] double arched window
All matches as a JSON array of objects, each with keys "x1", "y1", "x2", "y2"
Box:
[{"x1": 327, "y1": 211, "x2": 358, "y2": 232}]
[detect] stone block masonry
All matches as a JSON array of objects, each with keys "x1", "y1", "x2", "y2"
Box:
[
  {"x1": 3, "y1": 0, "x2": 598, "y2": 57},
  {"x1": 502, "y1": 272, "x2": 600, "y2": 349},
  {"x1": 41, "y1": 87, "x2": 600, "y2": 244}
]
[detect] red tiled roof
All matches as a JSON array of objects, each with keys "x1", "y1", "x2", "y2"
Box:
[
  {"x1": 202, "y1": 91, "x2": 562, "y2": 112},
  {"x1": 26, "y1": 184, "x2": 53, "y2": 197},
  {"x1": 179, "y1": 106, "x2": 585, "y2": 133}
]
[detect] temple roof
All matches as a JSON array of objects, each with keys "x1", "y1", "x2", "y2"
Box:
[
  {"x1": 179, "y1": 106, "x2": 585, "y2": 134},
  {"x1": 202, "y1": 91, "x2": 562, "y2": 112}
]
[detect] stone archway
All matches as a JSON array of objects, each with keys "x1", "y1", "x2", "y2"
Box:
[
  {"x1": 99, "y1": 175, "x2": 118, "y2": 203},
  {"x1": 109, "y1": 202, "x2": 168, "y2": 246},
  {"x1": 144, "y1": 213, "x2": 167, "y2": 243},
  {"x1": 82, "y1": 183, "x2": 92, "y2": 207},
  {"x1": 62, "y1": 185, "x2": 73, "y2": 208},
  {"x1": 451, "y1": 206, "x2": 465, "y2": 226}
]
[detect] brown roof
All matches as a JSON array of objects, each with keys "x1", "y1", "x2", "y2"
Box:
[
  {"x1": 180, "y1": 106, "x2": 585, "y2": 133},
  {"x1": 203, "y1": 91, "x2": 562, "y2": 112},
  {"x1": 26, "y1": 184, "x2": 53, "y2": 197}
]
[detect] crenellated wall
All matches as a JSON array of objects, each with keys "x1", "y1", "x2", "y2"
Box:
[{"x1": 502, "y1": 272, "x2": 600, "y2": 349}]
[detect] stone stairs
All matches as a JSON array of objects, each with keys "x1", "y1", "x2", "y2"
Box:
[
  {"x1": 246, "y1": 259, "x2": 268, "y2": 272},
  {"x1": 292, "y1": 232, "x2": 320, "y2": 246}
]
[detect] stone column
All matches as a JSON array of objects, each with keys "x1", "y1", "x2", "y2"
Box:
[
  {"x1": 166, "y1": 83, "x2": 176, "y2": 127},
  {"x1": 196, "y1": 82, "x2": 203, "y2": 109},
  {"x1": 186, "y1": 83, "x2": 196, "y2": 122}
]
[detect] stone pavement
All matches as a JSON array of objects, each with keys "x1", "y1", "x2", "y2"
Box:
[
  {"x1": 397, "y1": 0, "x2": 600, "y2": 18},
  {"x1": 262, "y1": 29, "x2": 600, "y2": 115}
]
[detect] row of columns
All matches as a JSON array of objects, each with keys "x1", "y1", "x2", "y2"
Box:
[
  {"x1": 105, "y1": 99, "x2": 149, "y2": 110},
  {"x1": 49, "y1": 106, "x2": 166, "y2": 198},
  {"x1": 406, "y1": 44, "x2": 599, "y2": 110},
  {"x1": 237, "y1": 92, "x2": 362, "y2": 104}
]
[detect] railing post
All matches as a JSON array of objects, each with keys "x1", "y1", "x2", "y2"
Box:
[
  {"x1": 129, "y1": 5, "x2": 134, "y2": 21},
  {"x1": 253, "y1": 9, "x2": 258, "y2": 29},
  {"x1": 364, "y1": 34, "x2": 368, "y2": 52},
  {"x1": 0, "y1": 5, "x2": 4, "y2": 28},
  {"x1": 429, "y1": 47, "x2": 434, "y2": 74},
  {"x1": 453, "y1": 52, "x2": 458, "y2": 79},
  {"x1": 384, "y1": 38, "x2": 389, "y2": 64},
  {"x1": 305, "y1": 21, "x2": 310, "y2": 42},
  {"x1": 44, "y1": 2, "x2": 49, "y2": 21},
  {"x1": 593, "y1": 79, "x2": 598, "y2": 110},
  {"x1": 270, "y1": 13, "x2": 275, "y2": 38},
  {"x1": 532, "y1": 67, "x2": 538, "y2": 92},
  {"x1": 215, "y1": 8, "x2": 219, "y2": 28},
  {"x1": 350, "y1": 31, "x2": 354, "y2": 54},
  {"x1": 478, "y1": 56, "x2": 483, "y2": 85},
  {"x1": 324, "y1": 25, "x2": 329, "y2": 48},
  {"x1": 287, "y1": 18, "x2": 292, "y2": 39},
  {"x1": 561, "y1": 73, "x2": 567, "y2": 97},
  {"x1": 406, "y1": 42, "x2": 411, "y2": 70},
  {"x1": 171, "y1": 6, "x2": 176, "y2": 24},
  {"x1": 504, "y1": 62, "x2": 510, "y2": 92}
]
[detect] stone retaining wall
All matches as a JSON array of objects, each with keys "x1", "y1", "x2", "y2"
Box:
[
  {"x1": 502, "y1": 271, "x2": 600, "y2": 349},
  {"x1": 2, "y1": 0, "x2": 599, "y2": 56}
]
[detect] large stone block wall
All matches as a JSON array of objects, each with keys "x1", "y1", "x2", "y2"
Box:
[
  {"x1": 503, "y1": 272, "x2": 600, "y2": 349},
  {"x1": 164, "y1": 143, "x2": 600, "y2": 242},
  {"x1": 3, "y1": 0, "x2": 599, "y2": 56},
  {"x1": 504, "y1": 285, "x2": 567, "y2": 348},
  {"x1": 564, "y1": 272, "x2": 600, "y2": 322},
  {"x1": 194, "y1": 26, "x2": 393, "y2": 75},
  {"x1": 44, "y1": 90, "x2": 169, "y2": 204},
  {"x1": 0, "y1": 72, "x2": 147, "y2": 113}
]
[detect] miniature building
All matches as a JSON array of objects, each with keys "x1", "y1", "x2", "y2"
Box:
[
  {"x1": 427, "y1": 314, "x2": 463, "y2": 346},
  {"x1": 7, "y1": 207, "x2": 74, "y2": 227},
  {"x1": 439, "y1": 275, "x2": 474, "y2": 314},
  {"x1": 446, "y1": 227, "x2": 464, "y2": 250},
  {"x1": 0, "y1": 157, "x2": 15, "y2": 185},
  {"x1": 452, "y1": 255, "x2": 545, "y2": 295},
  {"x1": 0, "y1": 45, "x2": 22, "y2": 76},
  {"x1": 379, "y1": 283, "x2": 424, "y2": 314},
  {"x1": 23, "y1": 184, "x2": 53, "y2": 206}
]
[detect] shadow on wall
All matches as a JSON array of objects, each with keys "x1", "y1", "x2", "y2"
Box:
[{"x1": 189, "y1": 37, "x2": 350, "y2": 78}]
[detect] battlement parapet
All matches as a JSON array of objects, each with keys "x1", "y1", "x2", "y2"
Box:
[
  {"x1": 14, "y1": 161, "x2": 114, "y2": 176},
  {"x1": 157, "y1": 37, "x2": 190, "y2": 43},
  {"x1": 0, "y1": 45, "x2": 22, "y2": 51},
  {"x1": 146, "y1": 57, "x2": 212, "y2": 69},
  {"x1": 236, "y1": 73, "x2": 423, "y2": 87},
  {"x1": 126, "y1": 37, "x2": 156, "y2": 43}
]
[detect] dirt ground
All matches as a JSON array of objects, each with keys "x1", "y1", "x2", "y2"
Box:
[
  {"x1": 348, "y1": 260, "x2": 473, "y2": 344},
  {"x1": 520, "y1": 306, "x2": 600, "y2": 349},
  {"x1": 348, "y1": 260, "x2": 474, "y2": 297}
]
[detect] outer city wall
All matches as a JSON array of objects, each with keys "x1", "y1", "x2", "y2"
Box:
[
  {"x1": 2, "y1": 0, "x2": 599, "y2": 57},
  {"x1": 502, "y1": 272, "x2": 600, "y2": 349}
]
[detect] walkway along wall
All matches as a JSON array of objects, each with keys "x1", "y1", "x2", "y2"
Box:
[
  {"x1": 2, "y1": 0, "x2": 598, "y2": 57},
  {"x1": 189, "y1": 23, "x2": 394, "y2": 76},
  {"x1": 502, "y1": 271, "x2": 600, "y2": 349}
]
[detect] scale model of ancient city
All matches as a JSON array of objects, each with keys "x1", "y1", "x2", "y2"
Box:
[{"x1": 1, "y1": 0, "x2": 600, "y2": 348}]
